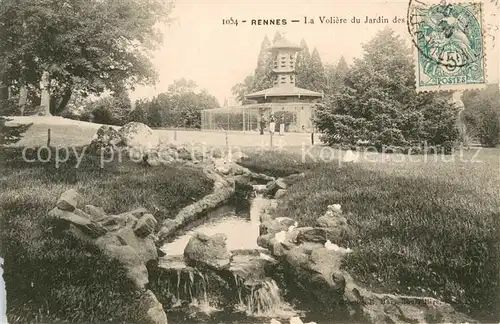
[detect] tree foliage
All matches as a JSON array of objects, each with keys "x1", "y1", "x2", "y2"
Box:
[
  {"x1": 315, "y1": 28, "x2": 460, "y2": 150},
  {"x1": 0, "y1": 0, "x2": 173, "y2": 115},
  {"x1": 463, "y1": 85, "x2": 500, "y2": 147},
  {"x1": 130, "y1": 79, "x2": 220, "y2": 129}
]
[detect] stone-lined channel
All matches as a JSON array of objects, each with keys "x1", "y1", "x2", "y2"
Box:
[{"x1": 154, "y1": 192, "x2": 319, "y2": 324}]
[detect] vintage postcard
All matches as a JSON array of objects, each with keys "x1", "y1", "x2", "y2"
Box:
[{"x1": 0, "y1": 0, "x2": 499, "y2": 324}]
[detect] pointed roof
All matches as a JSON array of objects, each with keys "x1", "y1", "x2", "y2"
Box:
[
  {"x1": 246, "y1": 85, "x2": 323, "y2": 99},
  {"x1": 268, "y1": 36, "x2": 302, "y2": 52}
]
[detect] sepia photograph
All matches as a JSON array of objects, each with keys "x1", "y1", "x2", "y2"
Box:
[{"x1": 0, "y1": 0, "x2": 499, "y2": 323}]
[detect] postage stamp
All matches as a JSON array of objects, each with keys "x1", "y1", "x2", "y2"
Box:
[{"x1": 407, "y1": 0, "x2": 487, "y2": 91}]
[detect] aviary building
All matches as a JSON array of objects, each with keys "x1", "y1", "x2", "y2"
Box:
[{"x1": 201, "y1": 35, "x2": 323, "y2": 132}]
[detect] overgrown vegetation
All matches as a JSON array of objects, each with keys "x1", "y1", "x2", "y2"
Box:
[
  {"x1": 0, "y1": 147, "x2": 213, "y2": 323},
  {"x1": 240, "y1": 149, "x2": 500, "y2": 322}
]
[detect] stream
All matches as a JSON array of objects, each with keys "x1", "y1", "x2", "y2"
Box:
[{"x1": 157, "y1": 193, "x2": 321, "y2": 324}]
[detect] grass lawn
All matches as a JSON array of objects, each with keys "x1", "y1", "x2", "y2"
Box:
[
  {"x1": 0, "y1": 146, "x2": 213, "y2": 323},
  {"x1": 239, "y1": 147, "x2": 500, "y2": 321}
]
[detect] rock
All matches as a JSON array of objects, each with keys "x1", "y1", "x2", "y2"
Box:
[
  {"x1": 229, "y1": 250, "x2": 278, "y2": 283},
  {"x1": 259, "y1": 217, "x2": 296, "y2": 236},
  {"x1": 134, "y1": 213, "x2": 157, "y2": 238},
  {"x1": 88, "y1": 126, "x2": 123, "y2": 154},
  {"x1": 184, "y1": 232, "x2": 230, "y2": 270},
  {"x1": 119, "y1": 122, "x2": 160, "y2": 160},
  {"x1": 253, "y1": 184, "x2": 267, "y2": 194},
  {"x1": 343, "y1": 273, "x2": 475, "y2": 324},
  {"x1": 315, "y1": 207, "x2": 349, "y2": 244},
  {"x1": 283, "y1": 244, "x2": 346, "y2": 305},
  {"x1": 99, "y1": 213, "x2": 137, "y2": 230},
  {"x1": 56, "y1": 189, "x2": 82, "y2": 211},
  {"x1": 296, "y1": 227, "x2": 327, "y2": 245},
  {"x1": 274, "y1": 189, "x2": 287, "y2": 199},
  {"x1": 144, "y1": 290, "x2": 168, "y2": 324},
  {"x1": 130, "y1": 207, "x2": 149, "y2": 218},
  {"x1": 146, "y1": 151, "x2": 162, "y2": 166},
  {"x1": 48, "y1": 207, "x2": 107, "y2": 238},
  {"x1": 84, "y1": 205, "x2": 107, "y2": 221},
  {"x1": 103, "y1": 244, "x2": 149, "y2": 288},
  {"x1": 265, "y1": 178, "x2": 288, "y2": 197},
  {"x1": 214, "y1": 158, "x2": 232, "y2": 175}
]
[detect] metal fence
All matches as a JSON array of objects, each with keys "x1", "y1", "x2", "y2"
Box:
[{"x1": 201, "y1": 103, "x2": 316, "y2": 132}]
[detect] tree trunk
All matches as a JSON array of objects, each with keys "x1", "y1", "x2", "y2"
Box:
[
  {"x1": 18, "y1": 84, "x2": 28, "y2": 116},
  {"x1": 52, "y1": 87, "x2": 72, "y2": 115},
  {"x1": 0, "y1": 61, "x2": 8, "y2": 101},
  {"x1": 39, "y1": 71, "x2": 51, "y2": 116}
]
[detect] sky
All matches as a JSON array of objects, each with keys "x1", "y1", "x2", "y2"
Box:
[{"x1": 130, "y1": 0, "x2": 500, "y2": 105}]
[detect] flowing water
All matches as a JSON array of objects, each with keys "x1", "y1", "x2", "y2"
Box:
[{"x1": 158, "y1": 193, "x2": 305, "y2": 324}]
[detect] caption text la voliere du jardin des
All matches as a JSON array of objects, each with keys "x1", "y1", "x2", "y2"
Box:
[{"x1": 222, "y1": 16, "x2": 406, "y2": 26}]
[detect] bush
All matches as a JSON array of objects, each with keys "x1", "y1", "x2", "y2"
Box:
[{"x1": 463, "y1": 85, "x2": 500, "y2": 147}]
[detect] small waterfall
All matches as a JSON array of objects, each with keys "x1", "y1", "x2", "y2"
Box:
[
  {"x1": 246, "y1": 279, "x2": 285, "y2": 317},
  {"x1": 232, "y1": 274, "x2": 295, "y2": 318},
  {"x1": 164, "y1": 267, "x2": 215, "y2": 313}
]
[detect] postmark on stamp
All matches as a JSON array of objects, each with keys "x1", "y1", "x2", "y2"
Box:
[{"x1": 407, "y1": 0, "x2": 486, "y2": 91}]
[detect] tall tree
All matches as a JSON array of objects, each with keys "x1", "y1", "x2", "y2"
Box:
[
  {"x1": 0, "y1": 0, "x2": 173, "y2": 116},
  {"x1": 309, "y1": 47, "x2": 326, "y2": 92},
  {"x1": 252, "y1": 35, "x2": 273, "y2": 92},
  {"x1": 296, "y1": 39, "x2": 311, "y2": 88},
  {"x1": 315, "y1": 27, "x2": 460, "y2": 149},
  {"x1": 272, "y1": 31, "x2": 284, "y2": 43}
]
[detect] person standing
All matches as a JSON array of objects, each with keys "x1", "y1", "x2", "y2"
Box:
[
  {"x1": 269, "y1": 114, "x2": 276, "y2": 135},
  {"x1": 259, "y1": 114, "x2": 266, "y2": 135},
  {"x1": 279, "y1": 115, "x2": 285, "y2": 136}
]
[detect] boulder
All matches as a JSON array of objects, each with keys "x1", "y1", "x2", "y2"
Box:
[
  {"x1": 119, "y1": 122, "x2": 160, "y2": 160},
  {"x1": 134, "y1": 213, "x2": 157, "y2": 238},
  {"x1": 213, "y1": 158, "x2": 232, "y2": 175},
  {"x1": 274, "y1": 189, "x2": 287, "y2": 199},
  {"x1": 296, "y1": 227, "x2": 328, "y2": 245},
  {"x1": 315, "y1": 205, "x2": 349, "y2": 243},
  {"x1": 48, "y1": 207, "x2": 107, "y2": 238},
  {"x1": 283, "y1": 244, "x2": 346, "y2": 305},
  {"x1": 143, "y1": 290, "x2": 169, "y2": 324},
  {"x1": 259, "y1": 217, "x2": 296, "y2": 236},
  {"x1": 88, "y1": 126, "x2": 123, "y2": 154},
  {"x1": 84, "y1": 205, "x2": 107, "y2": 221},
  {"x1": 265, "y1": 178, "x2": 288, "y2": 197},
  {"x1": 184, "y1": 232, "x2": 230, "y2": 270},
  {"x1": 342, "y1": 273, "x2": 476, "y2": 323},
  {"x1": 103, "y1": 244, "x2": 149, "y2": 288},
  {"x1": 229, "y1": 250, "x2": 278, "y2": 283},
  {"x1": 56, "y1": 189, "x2": 82, "y2": 211}
]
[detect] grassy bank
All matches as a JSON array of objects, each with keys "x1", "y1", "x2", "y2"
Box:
[
  {"x1": 240, "y1": 148, "x2": 500, "y2": 321},
  {"x1": 0, "y1": 147, "x2": 213, "y2": 323}
]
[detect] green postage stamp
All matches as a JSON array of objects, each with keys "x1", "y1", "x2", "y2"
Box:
[{"x1": 407, "y1": 0, "x2": 486, "y2": 91}]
